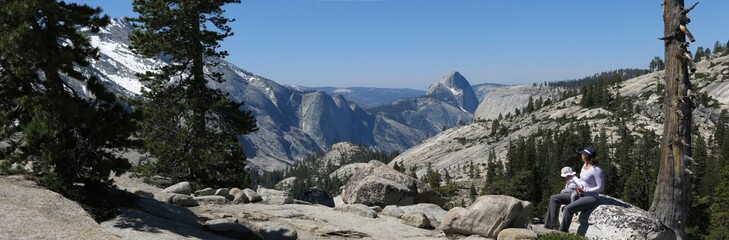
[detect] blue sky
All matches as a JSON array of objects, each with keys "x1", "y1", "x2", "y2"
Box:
[{"x1": 72, "y1": 0, "x2": 729, "y2": 90}]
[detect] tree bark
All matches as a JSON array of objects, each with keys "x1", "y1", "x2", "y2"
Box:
[{"x1": 650, "y1": 0, "x2": 694, "y2": 238}]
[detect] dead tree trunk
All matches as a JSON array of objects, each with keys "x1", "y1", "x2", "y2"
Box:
[{"x1": 650, "y1": 0, "x2": 698, "y2": 238}]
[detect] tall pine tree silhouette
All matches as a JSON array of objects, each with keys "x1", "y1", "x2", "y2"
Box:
[
  {"x1": 130, "y1": 0, "x2": 257, "y2": 188},
  {"x1": 0, "y1": 1, "x2": 136, "y2": 190}
]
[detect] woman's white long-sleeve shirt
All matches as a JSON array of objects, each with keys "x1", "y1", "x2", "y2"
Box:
[{"x1": 579, "y1": 165, "x2": 604, "y2": 197}]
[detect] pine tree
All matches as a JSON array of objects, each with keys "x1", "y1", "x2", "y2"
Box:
[
  {"x1": 649, "y1": 56, "x2": 665, "y2": 72},
  {"x1": 694, "y1": 46, "x2": 705, "y2": 61},
  {"x1": 424, "y1": 163, "x2": 441, "y2": 189},
  {"x1": 130, "y1": 0, "x2": 257, "y2": 188},
  {"x1": 596, "y1": 129, "x2": 619, "y2": 197},
  {"x1": 685, "y1": 134, "x2": 710, "y2": 239},
  {"x1": 0, "y1": 1, "x2": 135, "y2": 190},
  {"x1": 707, "y1": 165, "x2": 729, "y2": 239},
  {"x1": 623, "y1": 169, "x2": 649, "y2": 209},
  {"x1": 469, "y1": 183, "x2": 477, "y2": 201},
  {"x1": 713, "y1": 41, "x2": 723, "y2": 56}
]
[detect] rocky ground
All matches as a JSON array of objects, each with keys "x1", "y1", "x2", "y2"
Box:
[{"x1": 0, "y1": 160, "x2": 676, "y2": 240}]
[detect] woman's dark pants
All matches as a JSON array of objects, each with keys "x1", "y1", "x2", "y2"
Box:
[{"x1": 545, "y1": 192, "x2": 599, "y2": 232}]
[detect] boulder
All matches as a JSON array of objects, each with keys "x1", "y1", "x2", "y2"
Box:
[
  {"x1": 229, "y1": 187, "x2": 242, "y2": 196},
  {"x1": 257, "y1": 187, "x2": 293, "y2": 205},
  {"x1": 253, "y1": 221, "x2": 299, "y2": 240},
  {"x1": 382, "y1": 205, "x2": 406, "y2": 218},
  {"x1": 214, "y1": 188, "x2": 234, "y2": 200},
  {"x1": 400, "y1": 203, "x2": 447, "y2": 229},
  {"x1": 333, "y1": 195, "x2": 345, "y2": 207},
  {"x1": 329, "y1": 162, "x2": 369, "y2": 182},
  {"x1": 401, "y1": 212, "x2": 431, "y2": 229},
  {"x1": 334, "y1": 204, "x2": 379, "y2": 218},
  {"x1": 205, "y1": 218, "x2": 262, "y2": 239},
  {"x1": 343, "y1": 175, "x2": 415, "y2": 207},
  {"x1": 369, "y1": 206, "x2": 383, "y2": 213},
  {"x1": 149, "y1": 175, "x2": 173, "y2": 187},
  {"x1": 497, "y1": 228, "x2": 537, "y2": 240},
  {"x1": 301, "y1": 188, "x2": 335, "y2": 207},
  {"x1": 440, "y1": 195, "x2": 532, "y2": 238},
  {"x1": 161, "y1": 181, "x2": 192, "y2": 195},
  {"x1": 558, "y1": 195, "x2": 676, "y2": 240},
  {"x1": 0, "y1": 176, "x2": 120, "y2": 240},
  {"x1": 275, "y1": 177, "x2": 297, "y2": 192},
  {"x1": 154, "y1": 192, "x2": 199, "y2": 207},
  {"x1": 340, "y1": 160, "x2": 446, "y2": 207},
  {"x1": 194, "y1": 196, "x2": 231, "y2": 205},
  {"x1": 244, "y1": 188, "x2": 263, "y2": 203},
  {"x1": 195, "y1": 187, "x2": 215, "y2": 196},
  {"x1": 233, "y1": 190, "x2": 250, "y2": 204}
]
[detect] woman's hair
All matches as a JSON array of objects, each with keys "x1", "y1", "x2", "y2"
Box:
[{"x1": 586, "y1": 155, "x2": 599, "y2": 165}]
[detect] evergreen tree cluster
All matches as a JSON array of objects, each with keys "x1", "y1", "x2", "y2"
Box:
[
  {"x1": 545, "y1": 69, "x2": 649, "y2": 101},
  {"x1": 480, "y1": 124, "x2": 592, "y2": 216},
  {"x1": 253, "y1": 146, "x2": 400, "y2": 200},
  {"x1": 545, "y1": 69, "x2": 649, "y2": 89},
  {"x1": 684, "y1": 110, "x2": 729, "y2": 239},
  {"x1": 1, "y1": 0, "x2": 258, "y2": 217},
  {"x1": 693, "y1": 39, "x2": 729, "y2": 61},
  {"x1": 472, "y1": 112, "x2": 729, "y2": 238},
  {"x1": 520, "y1": 96, "x2": 552, "y2": 115},
  {"x1": 476, "y1": 121, "x2": 666, "y2": 219}
]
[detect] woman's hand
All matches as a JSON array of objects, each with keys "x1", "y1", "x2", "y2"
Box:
[{"x1": 576, "y1": 187, "x2": 584, "y2": 193}]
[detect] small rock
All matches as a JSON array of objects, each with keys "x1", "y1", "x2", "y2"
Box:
[
  {"x1": 194, "y1": 196, "x2": 230, "y2": 205},
  {"x1": 150, "y1": 175, "x2": 173, "y2": 186},
  {"x1": 194, "y1": 187, "x2": 215, "y2": 196},
  {"x1": 215, "y1": 188, "x2": 233, "y2": 200},
  {"x1": 334, "y1": 204, "x2": 378, "y2": 218},
  {"x1": 229, "y1": 187, "x2": 242, "y2": 196},
  {"x1": 233, "y1": 191, "x2": 250, "y2": 204},
  {"x1": 171, "y1": 194, "x2": 198, "y2": 207},
  {"x1": 161, "y1": 181, "x2": 192, "y2": 195},
  {"x1": 257, "y1": 187, "x2": 293, "y2": 205},
  {"x1": 243, "y1": 188, "x2": 263, "y2": 203},
  {"x1": 369, "y1": 206, "x2": 382, "y2": 213},
  {"x1": 205, "y1": 218, "x2": 261, "y2": 239},
  {"x1": 382, "y1": 205, "x2": 406, "y2": 218},
  {"x1": 401, "y1": 203, "x2": 447, "y2": 229},
  {"x1": 206, "y1": 217, "x2": 237, "y2": 225},
  {"x1": 154, "y1": 192, "x2": 198, "y2": 207},
  {"x1": 255, "y1": 222, "x2": 298, "y2": 240},
  {"x1": 401, "y1": 212, "x2": 431, "y2": 229}
]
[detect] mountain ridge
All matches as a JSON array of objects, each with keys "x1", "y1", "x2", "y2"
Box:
[
  {"x1": 81, "y1": 18, "x2": 474, "y2": 172},
  {"x1": 390, "y1": 54, "x2": 729, "y2": 179}
]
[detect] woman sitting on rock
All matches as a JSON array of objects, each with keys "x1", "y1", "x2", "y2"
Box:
[{"x1": 545, "y1": 146, "x2": 604, "y2": 232}]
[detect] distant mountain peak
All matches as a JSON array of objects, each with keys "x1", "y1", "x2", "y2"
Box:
[
  {"x1": 440, "y1": 71, "x2": 469, "y2": 88},
  {"x1": 426, "y1": 71, "x2": 479, "y2": 113}
]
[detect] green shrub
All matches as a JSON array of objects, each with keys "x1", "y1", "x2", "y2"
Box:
[{"x1": 538, "y1": 232, "x2": 588, "y2": 240}]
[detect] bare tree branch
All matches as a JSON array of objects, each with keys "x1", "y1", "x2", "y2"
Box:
[{"x1": 681, "y1": 1, "x2": 699, "y2": 14}]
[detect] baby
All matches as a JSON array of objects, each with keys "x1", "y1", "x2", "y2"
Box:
[{"x1": 559, "y1": 166, "x2": 584, "y2": 202}]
